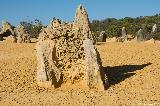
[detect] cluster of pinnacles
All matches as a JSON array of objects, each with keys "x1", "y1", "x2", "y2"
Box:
[
  {"x1": 136, "y1": 24, "x2": 157, "y2": 42},
  {"x1": 35, "y1": 5, "x2": 108, "y2": 90},
  {"x1": 99, "y1": 24, "x2": 158, "y2": 43},
  {"x1": 0, "y1": 21, "x2": 31, "y2": 43},
  {"x1": 121, "y1": 24, "x2": 158, "y2": 42}
]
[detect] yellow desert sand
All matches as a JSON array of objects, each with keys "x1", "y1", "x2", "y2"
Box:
[{"x1": 0, "y1": 41, "x2": 160, "y2": 106}]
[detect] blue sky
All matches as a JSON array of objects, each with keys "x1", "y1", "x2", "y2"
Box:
[{"x1": 0, "y1": 0, "x2": 160, "y2": 26}]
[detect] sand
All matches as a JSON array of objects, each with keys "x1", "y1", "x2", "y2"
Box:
[{"x1": 0, "y1": 41, "x2": 160, "y2": 106}]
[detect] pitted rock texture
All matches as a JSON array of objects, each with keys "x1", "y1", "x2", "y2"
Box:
[
  {"x1": 15, "y1": 25, "x2": 31, "y2": 43},
  {"x1": 36, "y1": 5, "x2": 107, "y2": 90},
  {"x1": 0, "y1": 21, "x2": 16, "y2": 42}
]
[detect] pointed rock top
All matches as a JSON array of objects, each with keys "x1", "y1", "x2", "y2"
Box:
[
  {"x1": 138, "y1": 29, "x2": 142, "y2": 32},
  {"x1": 17, "y1": 24, "x2": 24, "y2": 28},
  {"x1": 74, "y1": 4, "x2": 89, "y2": 25},
  {"x1": 2, "y1": 20, "x2": 11, "y2": 27},
  {"x1": 16, "y1": 24, "x2": 25, "y2": 31},
  {"x1": 48, "y1": 18, "x2": 61, "y2": 29},
  {"x1": 2, "y1": 20, "x2": 7, "y2": 24},
  {"x1": 137, "y1": 29, "x2": 142, "y2": 34},
  {"x1": 77, "y1": 4, "x2": 84, "y2": 11}
]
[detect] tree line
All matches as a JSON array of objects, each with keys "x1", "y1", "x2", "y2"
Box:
[
  {"x1": 20, "y1": 14, "x2": 160, "y2": 40},
  {"x1": 90, "y1": 14, "x2": 160, "y2": 40}
]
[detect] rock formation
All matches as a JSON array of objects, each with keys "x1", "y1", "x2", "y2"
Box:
[
  {"x1": 122, "y1": 27, "x2": 127, "y2": 41},
  {"x1": 145, "y1": 24, "x2": 158, "y2": 41},
  {"x1": 0, "y1": 35, "x2": 2, "y2": 41},
  {"x1": 0, "y1": 33, "x2": 3, "y2": 41},
  {"x1": 15, "y1": 25, "x2": 31, "y2": 43},
  {"x1": 0, "y1": 21, "x2": 16, "y2": 42},
  {"x1": 152, "y1": 24, "x2": 157, "y2": 33},
  {"x1": 99, "y1": 31, "x2": 106, "y2": 42},
  {"x1": 35, "y1": 4, "x2": 108, "y2": 90},
  {"x1": 0, "y1": 28, "x2": 2, "y2": 41},
  {"x1": 136, "y1": 29, "x2": 145, "y2": 42},
  {"x1": 113, "y1": 27, "x2": 128, "y2": 42}
]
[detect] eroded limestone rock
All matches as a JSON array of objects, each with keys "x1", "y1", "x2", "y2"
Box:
[
  {"x1": 136, "y1": 29, "x2": 146, "y2": 42},
  {"x1": 0, "y1": 28, "x2": 2, "y2": 41},
  {"x1": 36, "y1": 5, "x2": 108, "y2": 90},
  {"x1": 0, "y1": 21, "x2": 16, "y2": 42},
  {"x1": 0, "y1": 34, "x2": 3, "y2": 41},
  {"x1": 99, "y1": 31, "x2": 106, "y2": 42},
  {"x1": 152, "y1": 24, "x2": 157, "y2": 33},
  {"x1": 15, "y1": 25, "x2": 31, "y2": 43},
  {"x1": 122, "y1": 27, "x2": 127, "y2": 40}
]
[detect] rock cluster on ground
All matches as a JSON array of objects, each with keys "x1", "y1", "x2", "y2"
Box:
[
  {"x1": 15, "y1": 25, "x2": 31, "y2": 43},
  {"x1": 0, "y1": 21, "x2": 31, "y2": 43},
  {"x1": 106, "y1": 24, "x2": 159, "y2": 43},
  {"x1": 107, "y1": 27, "x2": 134, "y2": 43},
  {"x1": 0, "y1": 21, "x2": 16, "y2": 42},
  {"x1": 134, "y1": 24, "x2": 158, "y2": 42},
  {"x1": 35, "y1": 5, "x2": 108, "y2": 90}
]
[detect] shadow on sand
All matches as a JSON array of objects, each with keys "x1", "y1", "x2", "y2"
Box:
[{"x1": 102, "y1": 63, "x2": 152, "y2": 87}]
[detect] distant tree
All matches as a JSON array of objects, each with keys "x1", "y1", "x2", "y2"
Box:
[{"x1": 20, "y1": 19, "x2": 43, "y2": 38}]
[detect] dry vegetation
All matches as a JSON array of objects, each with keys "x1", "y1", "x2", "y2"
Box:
[{"x1": 0, "y1": 41, "x2": 160, "y2": 106}]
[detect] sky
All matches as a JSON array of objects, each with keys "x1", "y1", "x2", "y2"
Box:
[{"x1": 0, "y1": 0, "x2": 160, "y2": 26}]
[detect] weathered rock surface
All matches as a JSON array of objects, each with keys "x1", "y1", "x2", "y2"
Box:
[
  {"x1": 15, "y1": 25, "x2": 31, "y2": 43},
  {"x1": 152, "y1": 24, "x2": 157, "y2": 33},
  {"x1": 36, "y1": 5, "x2": 107, "y2": 90},
  {"x1": 0, "y1": 28, "x2": 2, "y2": 41},
  {"x1": 0, "y1": 34, "x2": 3, "y2": 41},
  {"x1": 0, "y1": 21, "x2": 16, "y2": 42},
  {"x1": 99, "y1": 31, "x2": 106, "y2": 42},
  {"x1": 136, "y1": 29, "x2": 146, "y2": 42},
  {"x1": 122, "y1": 27, "x2": 127, "y2": 40},
  {"x1": 0, "y1": 21, "x2": 31, "y2": 43},
  {"x1": 111, "y1": 27, "x2": 128, "y2": 43}
]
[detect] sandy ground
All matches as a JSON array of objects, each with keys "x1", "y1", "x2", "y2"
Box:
[{"x1": 0, "y1": 41, "x2": 160, "y2": 106}]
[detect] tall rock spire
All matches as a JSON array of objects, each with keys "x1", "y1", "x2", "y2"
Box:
[
  {"x1": 74, "y1": 4, "x2": 89, "y2": 26},
  {"x1": 36, "y1": 4, "x2": 107, "y2": 90},
  {"x1": 74, "y1": 4, "x2": 94, "y2": 41}
]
